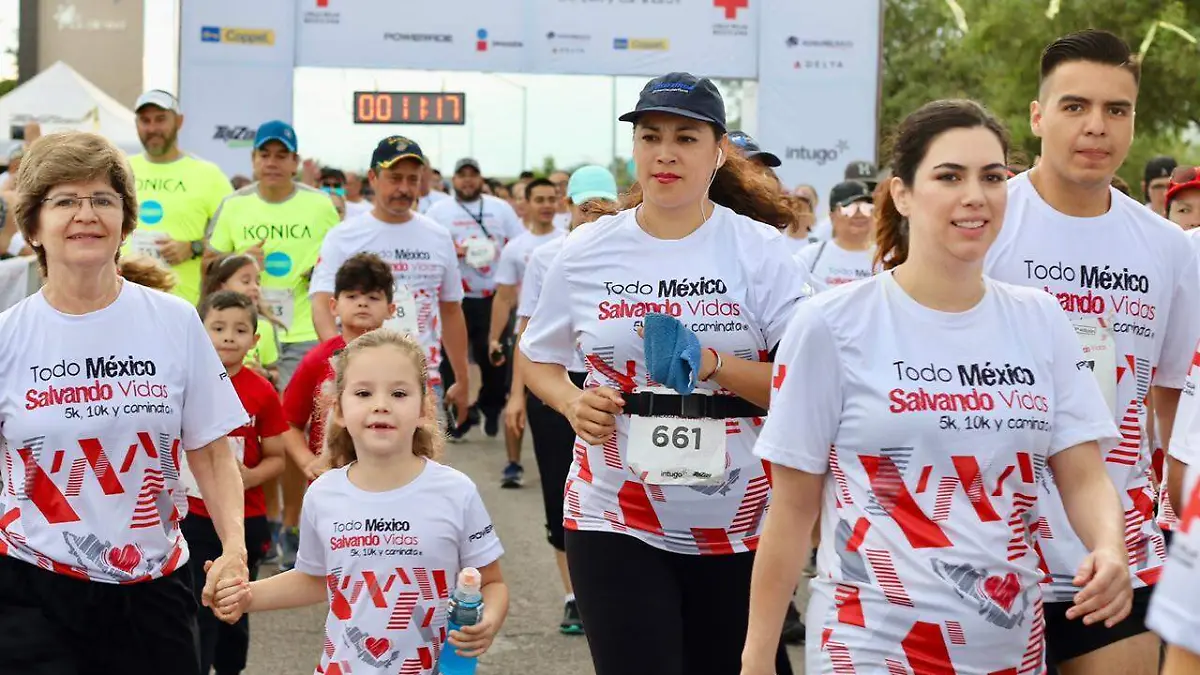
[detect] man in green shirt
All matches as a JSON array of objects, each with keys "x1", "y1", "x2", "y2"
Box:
[
  {"x1": 127, "y1": 90, "x2": 232, "y2": 304},
  {"x1": 207, "y1": 120, "x2": 340, "y2": 387}
]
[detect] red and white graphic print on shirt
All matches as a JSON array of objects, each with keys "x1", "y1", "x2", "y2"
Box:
[
  {"x1": 310, "y1": 212, "x2": 464, "y2": 386},
  {"x1": 424, "y1": 195, "x2": 525, "y2": 299},
  {"x1": 1147, "y1": 465, "x2": 1200, "y2": 655},
  {"x1": 985, "y1": 175, "x2": 1200, "y2": 600},
  {"x1": 495, "y1": 229, "x2": 563, "y2": 288},
  {"x1": 793, "y1": 240, "x2": 876, "y2": 292},
  {"x1": 294, "y1": 460, "x2": 503, "y2": 675},
  {"x1": 0, "y1": 283, "x2": 248, "y2": 583},
  {"x1": 756, "y1": 273, "x2": 1118, "y2": 675},
  {"x1": 519, "y1": 206, "x2": 809, "y2": 555}
]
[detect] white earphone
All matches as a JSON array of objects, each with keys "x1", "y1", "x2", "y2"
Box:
[{"x1": 716, "y1": 148, "x2": 725, "y2": 168}]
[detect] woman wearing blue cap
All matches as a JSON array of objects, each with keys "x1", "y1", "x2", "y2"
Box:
[{"x1": 519, "y1": 72, "x2": 805, "y2": 675}]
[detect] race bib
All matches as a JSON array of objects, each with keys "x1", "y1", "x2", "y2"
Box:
[
  {"x1": 383, "y1": 282, "x2": 420, "y2": 337},
  {"x1": 128, "y1": 229, "x2": 168, "y2": 263},
  {"x1": 464, "y1": 238, "x2": 497, "y2": 269},
  {"x1": 1073, "y1": 316, "x2": 1117, "y2": 416},
  {"x1": 626, "y1": 387, "x2": 727, "y2": 486},
  {"x1": 179, "y1": 437, "x2": 246, "y2": 499},
  {"x1": 261, "y1": 287, "x2": 294, "y2": 332}
]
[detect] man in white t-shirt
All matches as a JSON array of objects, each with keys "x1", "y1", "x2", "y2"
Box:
[
  {"x1": 984, "y1": 29, "x2": 1200, "y2": 675},
  {"x1": 794, "y1": 180, "x2": 876, "y2": 291},
  {"x1": 310, "y1": 136, "x2": 472, "y2": 420},
  {"x1": 486, "y1": 178, "x2": 565, "y2": 488},
  {"x1": 417, "y1": 165, "x2": 449, "y2": 214},
  {"x1": 425, "y1": 158, "x2": 526, "y2": 439}
]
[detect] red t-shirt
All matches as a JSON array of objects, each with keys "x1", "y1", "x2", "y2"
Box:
[
  {"x1": 282, "y1": 335, "x2": 346, "y2": 457},
  {"x1": 188, "y1": 367, "x2": 289, "y2": 519}
]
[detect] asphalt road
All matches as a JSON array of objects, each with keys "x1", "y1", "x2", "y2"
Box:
[{"x1": 244, "y1": 429, "x2": 808, "y2": 674}]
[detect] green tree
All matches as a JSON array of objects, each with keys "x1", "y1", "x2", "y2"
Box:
[
  {"x1": 881, "y1": 0, "x2": 1200, "y2": 187},
  {"x1": 0, "y1": 80, "x2": 16, "y2": 98}
]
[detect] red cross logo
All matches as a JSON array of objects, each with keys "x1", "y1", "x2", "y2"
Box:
[{"x1": 714, "y1": 0, "x2": 748, "y2": 20}]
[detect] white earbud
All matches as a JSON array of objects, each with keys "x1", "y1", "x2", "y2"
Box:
[{"x1": 716, "y1": 148, "x2": 725, "y2": 167}]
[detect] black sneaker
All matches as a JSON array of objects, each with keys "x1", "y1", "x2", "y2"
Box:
[
  {"x1": 447, "y1": 407, "x2": 480, "y2": 443},
  {"x1": 781, "y1": 601, "x2": 805, "y2": 645},
  {"x1": 560, "y1": 600, "x2": 584, "y2": 635},
  {"x1": 501, "y1": 462, "x2": 524, "y2": 488}
]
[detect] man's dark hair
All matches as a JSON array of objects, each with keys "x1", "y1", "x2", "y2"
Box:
[
  {"x1": 525, "y1": 177, "x2": 557, "y2": 201},
  {"x1": 320, "y1": 167, "x2": 346, "y2": 184},
  {"x1": 1040, "y1": 29, "x2": 1140, "y2": 91},
  {"x1": 519, "y1": 170, "x2": 535, "y2": 180},
  {"x1": 198, "y1": 290, "x2": 258, "y2": 325},
  {"x1": 334, "y1": 252, "x2": 395, "y2": 302}
]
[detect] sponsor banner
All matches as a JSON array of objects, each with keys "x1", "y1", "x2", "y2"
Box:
[
  {"x1": 529, "y1": 0, "x2": 757, "y2": 77},
  {"x1": 755, "y1": 0, "x2": 881, "y2": 200},
  {"x1": 178, "y1": 62, "x2": 294, "y2": 177},
  {"x1": 178, "y1": 0, "x2": 296, "y2": 177},
  {"x1": 295, "y1": 0, "x2": 526, "y2": 72}
]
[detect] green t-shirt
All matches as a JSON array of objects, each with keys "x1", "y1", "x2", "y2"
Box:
[
  {"x1": 208, "y1": 183, "x2": 340, "y2": 344},
  {"x1": 247, "y1": 317, "x2": 280, "y2": 368},
  {"x1": 126, "y1": 153, "x2": 232, "y2": 304}
]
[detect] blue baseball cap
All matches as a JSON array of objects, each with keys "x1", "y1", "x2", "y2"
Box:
[
  {"x1": 567, "y1": 165, "x2": 618, "y2": 205},
  {"x1": 254, "y1": 120, "x2": 297, "y2": 152}
]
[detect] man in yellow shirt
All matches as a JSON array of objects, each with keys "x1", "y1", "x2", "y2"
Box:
[
  {"x1": 207, "y1": 120, "x2": 340, "y2": 387},
  {"x1": 127, "y1": 90, "x2": 232, "y2": 304}
]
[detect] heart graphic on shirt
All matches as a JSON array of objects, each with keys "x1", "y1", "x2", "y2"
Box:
[
  {"x1": 981, "y1": 572, "x2": 1020, "y2": 612},
  {"x1": 365, "y1": 637, "x2": 391, "y2": 659},
  {"x1": 107, "y1": 544, "x2": 141, "y2": 574}
]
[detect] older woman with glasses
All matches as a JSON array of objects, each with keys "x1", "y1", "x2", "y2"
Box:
[{"x1": 0, "y1": 131, "x2": 250, "y2": 675}]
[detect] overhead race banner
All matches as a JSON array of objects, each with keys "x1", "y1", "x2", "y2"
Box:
[
  {"x1": 754, "y1": 0, "x2": 881, "y2": 202},
  {"x1": 178, "y1": 0, "x2": 296, "y2": 177},
  {"x1": 294, "y1": 0, "x2": 757, "y2": 77}
]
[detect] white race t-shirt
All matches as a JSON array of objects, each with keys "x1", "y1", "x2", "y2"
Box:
[
  {"x1": 0, "y1": 282, "x2": 248, "y2": 582},
  {"x1": 495, "y1": 229, "x2": 563, "y2": 287},
  {"x1": 794, "y1": 240, "x2": 876, "y2": 291},
  {"x1": 757, "y1": 272, "x2": 1117, "y2": 674},
  {"x1": 1147, "y1": 466, "x2": 1200, "y2": 655},
  {"x1": 310, "y1": 213, "x2": 464, "y2": 386},
  {"x1": 424, "y1": 195, "x2": 524, "y2": 299},
  {"x1": 985, "y1": 173, "x2": 1200, "y2": 599},
  {"x1": 345, "y1": 199, "x2": 372, "y2": 220},
  {"x1": 520, "y1": 204, "x2": 810, "y2": 555},
  {"x1": 295, "y1": 460, "x2": 503, "y2": 675},
  {"x1": 553, "y1": 212, "x2": 572, "y2": 231},
  {"x1": 417, "y1": 190, "x2": 449, "y2": 215}
]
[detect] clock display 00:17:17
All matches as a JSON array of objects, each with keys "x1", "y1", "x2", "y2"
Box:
[{"x1": 352, "y1": 92, "x2": 466, "y2": 125}]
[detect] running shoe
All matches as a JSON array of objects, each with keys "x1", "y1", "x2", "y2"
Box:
[
  {"x1": 261, "y1": 520, "x2": 281, "y2": 566},
  {"x1": 279, "y1": 526, "x2": 300, "y2": 571},
  {"x1": 447, "y1": 407, "x2": 480, "y2": 443},
  {"x1": 500, "y1": 462, "x2": 524, "y2": 489},
  {"x1": 782, "y1": 600, "x2": 805, "y2": 645},
  {"x1": 560, "y1": 600, "x2": 584, "y2": 635}
]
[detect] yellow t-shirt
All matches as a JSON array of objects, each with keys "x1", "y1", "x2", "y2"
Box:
[
  {"x1": 208, "y1": 183, "x2": 339, "y2": 344},
  {"x1": 247, "y1": 317, "x2": 279, "y2": 369},
  {"x1": 126, "y1": 153, "x2": 232, "y2": 304}
]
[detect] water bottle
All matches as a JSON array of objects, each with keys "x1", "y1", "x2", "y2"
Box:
[{"x1": 440, "y1": 567, "x2": 484, "y2": 675}]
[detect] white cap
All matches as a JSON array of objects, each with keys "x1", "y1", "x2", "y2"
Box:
[{"x1": 135, "y1": 89, "x2": 179, "y2": 113}]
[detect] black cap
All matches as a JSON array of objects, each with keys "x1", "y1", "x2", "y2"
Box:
[
  {"x1": 1145, "y1": 156, "x2": 1177, "y2": 183},
  {"x1": 829, "y1": 180, "x2": 872, "y2": 210},
  {"x1": 370, "y1": 136, "x2": 427, "y2": 170},
  {"x1": 455, "y1": 157, "x2": 482, "y2": 174},
  {"x1": 618, "y1": 72, "x2": 727, "y2": 132},
  {"x1": 844, "y1": 160, "x2": 879, "y2": 183},
  {"x1": 727, "y1": 131, "x2": 781, "y2": 168}
]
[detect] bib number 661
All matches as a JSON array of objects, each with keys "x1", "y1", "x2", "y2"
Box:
[{"x1": 652, "y1": 425, "x2": 702, "y2": 451}]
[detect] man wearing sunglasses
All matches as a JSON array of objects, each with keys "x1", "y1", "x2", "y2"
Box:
[{"x1": 793, "y1": 179, "x2": 877, "y2": 292}]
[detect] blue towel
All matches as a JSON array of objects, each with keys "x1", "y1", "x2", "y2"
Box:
[{"x1": 642, "y1": 312, "x2": 702, "y2": 395}]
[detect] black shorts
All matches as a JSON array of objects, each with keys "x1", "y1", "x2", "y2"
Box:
[
  {"x1": 1043, "y1": 585, "x2": 1153, "y2": 666},
  {"x1": 0, "y1": 553, "x2": 201, "y2": 675}
]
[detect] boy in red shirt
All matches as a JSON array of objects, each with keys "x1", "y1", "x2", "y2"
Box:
[
  {"x1": 184, "y1": 290, "x2": 292, "y2": 675},
  {"x1": 279, "y1": 253, "x2": 396, "y2": 570}
]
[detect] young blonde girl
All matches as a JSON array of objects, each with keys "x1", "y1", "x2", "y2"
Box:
[{"x1": 214, "y1": 329, "x2": 509, "y2": 675}]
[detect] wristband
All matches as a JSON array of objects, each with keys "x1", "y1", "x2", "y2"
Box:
[{"x1": 700, "y1": 348, "x2": 723, "y2": 382}]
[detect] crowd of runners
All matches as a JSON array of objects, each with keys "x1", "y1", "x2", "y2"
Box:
[{"x1": 1, "y1": 26, "x2": 1200, "y2": 675}]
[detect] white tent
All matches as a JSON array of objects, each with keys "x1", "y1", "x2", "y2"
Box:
[{"x1": 0, "y1": 61, "x2": 141, "y2": 156}]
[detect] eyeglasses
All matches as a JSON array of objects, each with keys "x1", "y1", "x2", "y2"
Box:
[
  {"x1": 42, "y1": 193, "x2": 123, "y2": 214},
  {"x1": 838, "y1": 201, "x2": 874, "y2": 217}
]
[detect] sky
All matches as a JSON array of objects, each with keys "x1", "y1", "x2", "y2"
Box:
[{"x1": 0, "y1": 0, "x2": 750, "y2": 178}]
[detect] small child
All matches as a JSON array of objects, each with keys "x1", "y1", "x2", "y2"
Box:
[
  {"x1": 215, "y1": 329, "x2": 508, "y2": 675},
  {"x1": 189, "y1": 291, "x2": 293, "y2": 675},
  {"x1": 203, "y1": 253, "x2": 283, "y2": 386},
  {"x1": 276, "y1": 252, "x2": 397, "y2": 570}
]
